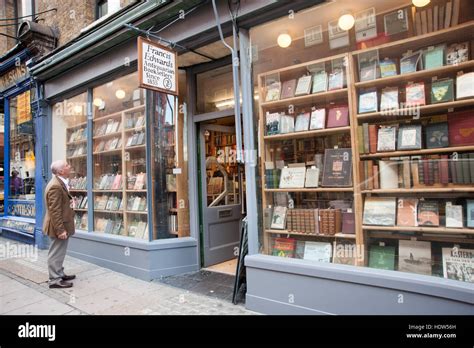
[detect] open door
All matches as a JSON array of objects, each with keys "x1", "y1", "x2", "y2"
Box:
[{"x1": 198, "y1": 118, "x2": 243, "y2": 267}]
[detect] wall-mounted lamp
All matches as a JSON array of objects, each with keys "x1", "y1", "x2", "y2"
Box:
[
  {"x1": 93, "y1": 98, "x2": 103, "y2": 107},
  {"x1": 115, "y1": 89, "x2": 126, "y2": 99},
  {"x1": 412, "y1": 0, "x2": 430, "y2": 7},
  {"x1": 277, "y1": 32, "x2": 292, "y2": 48},
  {"x1": 338, "y1": 12, "x2": 355, "y2": 31}
]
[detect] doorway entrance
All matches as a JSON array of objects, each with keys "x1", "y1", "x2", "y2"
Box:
[{"x1": 198, "y1": 116, "x2": 244, "y2": 273}]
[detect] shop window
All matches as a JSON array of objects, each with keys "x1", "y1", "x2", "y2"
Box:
[
  {"x1": 196, "y1": 64, "x2": 235, "y2": 114},
  {"x1": 52, "y1": 92, "x2": 88, "y2": 230},
  {"x1": 8, "y1": 90, "x2": 35, "y2": 218},
  {"x1": 251, "y1": 0, "x2": 474, "y2": 284}
]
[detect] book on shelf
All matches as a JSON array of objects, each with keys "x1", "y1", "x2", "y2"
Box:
[
  {"x1": 271, "y1": 206, "x2": 287, "y2": 230},
  {"x1": 425, "y1": 122, "x2": 449, "y2": 148},
  {"x1": 369, "y1": 245, "x2": 396, "y2": 270},
  {"x1": 131, "y1": 196, "x2": 142, "y2": 211},
  {"x1": 358, "y1": 91, "x2": 378, "y2": 113},
  {"x1": 446, "y1": 42, "x2": 469, "y2": 65},
  {"x1": 111, "y1": 174, "x2": 122, "y2": 190},
  {"x1": 431, "y1": 78, "x2": 454, "y2": 104},
  {"x1": 130, "y1": 133, "x2": 139, "y2": 146},
  {"x1": 380, "y1": 87, "x2": 399, "y2": 111},
  {"x1": 456, "y1": 72, "x2": 474, "y2": 100},
  {"x1": 279, "y1": 166, "x2": 306, "y2": 188},
  {"x1": 442, "y1": 247, "x2": 473, "y2": 283},
  {"x1": 271, "y1": 237, "x2": 295, "y2": 258},
  {"x1": 266, "y1": 112, "x2": 281, "y2": 135},
  {"x1": 333, "y1": 241, "x2": 357, "y2": 265},
  {"x1": 309, "y1": 108, "x2": 326, "y2": 130},
  {"x1": 133, "y1": 172, "x2": 146, "y2": 190},
  {"x1": 294, "y1": 112, "x2": 310, "y2": 132},
  {"x1": 328, "y1": 68, "x2": 344, "y2": 90},
  {"x1": 398, "y1": 240, "x2": 432, "y2": 276},
  {"x1": 137, "y1": 132, "x2": 145, "y2": 145},
  {"x1": 384, "y1": 8, "x2": 408, "y2": 36},
  {"x1": 105, "y1": 119, "x2": 115, "y2": 134},
  {"x1": 304, "y1": 167, "x2": 320, "y2": 188},
  {"x1": 397, "y1": 124, "x2": 422, "y2": 150},
  {"x1": 136, "y1": 222, "x2": 148, "y2": 240},
  {"x1": 265, "y1": 81, "x2": 281, "y2": 102},
  {"x1": 280, "y1": 115, "x2": 295, "y2": 134},
  {"x1": 405, "y1": 82, "x2": 426, "y2": 106},
  {"x1": 377, "y1": 126, "x2": 397, "y2": 152},
  {"x1": 294, "y1": 240, "x2": 305, "y2": 259},
  {"x1": 319, "y1": 209, "x2": 342, "y2": 235},
  {"x1": 363, "y1": 196, "x2": 396, "y2": 226},
  {"x1": 379, "y1": 58, "x2": 398, "y2": 78},
  {"x1": 448, "y1": 112, "x2": 474, "y2": 146},
  {"x1": 135, "y1": 115, "x2": 145, "y2": 128},
  {"x1": 312, "y1": 70, "x2": 328, "y2": 94},
  {"x1": 358, "y1": 52, "x2": 378, "y2": 82},
  {"x1": 321, "y1": 148, "x2": 352, "y2": 187},
  {"x1": 467, "y1": 200, "x2": 474, "y2": 228},
  {"x1": 326, "y1": 105, "x2": 349, "y2": 128},
  {"x1": 400, "y1": 51, "x2": 422, "y2": 74},
  {"x1": 423, "y1": 45, "x2": 445, "y2": 70},
  {"x1": 397, "y1": 198, "x2": 418, "y2": 227},
  {"x1": 280, "y1": 79, "x2": 297, "y2": 99},
  {"x1": 378, "y1": 160, "x2": 399, "y2": 189},
  {"x1": 303, "y1": 241, "x2": 332, "y2": 262},
  {"x1": 417, "y1": 201, "x2": 440, "y2": 227},
  {"x1": 294, "y1": 75, "x2": 312, "y2": 96},
  {"x1": 445, "y1": 202, "x2": 463, "y2": 228}
]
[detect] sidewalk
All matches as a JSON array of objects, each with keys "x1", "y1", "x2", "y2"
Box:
[{"x1": 0, "y1": 237, "x2": 254, "y2": 315}]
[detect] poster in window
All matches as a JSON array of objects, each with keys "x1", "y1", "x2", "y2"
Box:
[{"x1": 355, "y1": 8, "x2": 377, "y2": 42}]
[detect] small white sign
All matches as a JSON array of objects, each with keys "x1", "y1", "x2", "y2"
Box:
[
  {"x1": 138, "y1": 37, "x2": 178, "y2": 96},
  {"x1": 173, "y1": 168, "x2": 182, "y2": 174},
  {"x1": 304, "y1": 25, "x2": 323, "y2": 47}
]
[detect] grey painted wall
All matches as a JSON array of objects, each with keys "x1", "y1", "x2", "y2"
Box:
[
  {"x1": 245, "y1": 255, "x2": 474, "y2": 315},
  {"x1": 68, "y1": 231, "x2": 199, "y2": 281}
]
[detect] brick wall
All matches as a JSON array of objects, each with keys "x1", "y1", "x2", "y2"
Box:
[{"x1": 0, "y1": 0, "x2": 17, "y2": 54}]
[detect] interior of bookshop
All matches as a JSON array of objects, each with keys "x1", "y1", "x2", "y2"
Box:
[
  {"x1": 52, "y1": 72, "x2": 190, "y2": 240},
  {"x1": 251, "y1": 0, "x2": 474, "y2": 283}
]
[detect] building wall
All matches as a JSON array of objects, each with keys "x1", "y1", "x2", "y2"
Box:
[
  {"x1": 0, "y1": 0, "x2": 17, "y2": 54},
  {"x1": 36, "y1": 0, "x2": 96, "y2": 47}
]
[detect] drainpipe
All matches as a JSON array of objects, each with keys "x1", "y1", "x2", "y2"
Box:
[{"x1": 211, "y1": 0, "x2": 243, "y2": 164}]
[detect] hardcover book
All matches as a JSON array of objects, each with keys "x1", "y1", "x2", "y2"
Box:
[
  {"x1": 358, "y1": 91, "x2": 378, "y2": 113},
  {"x1": 417, "y1": 201, "x2": 440, "y2": 226},
  {"x1": 294, "y1": 75, "x2": 312, "y2": 96},
  {"x1": 271, "y1": 237, "x2": 295, "y2": 258},
  {"x1": 431, "y1": 78, "x2": 454, "y2": 104},
  {"x1": 446, "y1": 42, "x2": 469, "y2": 65},
  {"x1": 397, "y1": 198, "x2": 418, "y2": 227},
  {"x1": 294, "y1": 112, "x2": 310, "y2": 132},
  {"x1": 321, "y1": 148, "x2": 352, "y2": 187},
  {"x1": 397, "y1": 124, "x2": 422, "y2": 150},
  {"x1": 369, "y1": 245, "x2": 396, "y2": 270},
  {"x1": 400, "y1": 51, "x2": 422, "y2": 74},
  {"x1": 134, "y1": 172, "x2": 146, "y2": 190},
  {"x1": 311, "y1": 70, "x2": 328, "y2": 94},
  {"x1": 442, "y1": 247, "x2": 473, "y2": 283},
  {"x1": 423, "y1": 46, "x2": 445, "y2": 70},
  {"x1": 467, "y1": 200, "x2": 474, "y2": 228},
  {"x1": 280, "y1": 167, "x2": 306, "y2": 188},
  {"x1": 405, "y1": 82, "x2": 426, "y2": 106},
  {"x1": 328, "y1": 68, "x2": 344, "y2": 90},
  {"x1": 377, "y1": 126, "x2": 397, "y2": 152},
  {"x1": 304, "y1": 167, "x2": 320, "y2": 188},
  {"x1": 384, "y1": 9, "x2": 408, "y2": 36},
  {"x1": 280, "y1": 115, "x2": 295, "y2": 134},
  {"x1": 280, "y1": 79, "x2": 297, "y2": 99},
  {"x1": 271, "y1": 206, "x2": 288, "y2": 230},
  {"x1": 448, "y1": 112, "x2": 474, "y2": 146},
  {"x1": 379, "y1": 58, "x2": 398, "y2": 78},
  {"x1": 398, "y1": 240, "x2": 432, "y2": 276},
  {"x1": 363, "y1": 197, "x2": 396, "y2": 226},
  {"x1": 326, "y1": 105, "x2": 349, "y2": 128},
  {"x1": 380, "y1": 87, "x2": 399, "y2": 110},
  {"x1": 333, "y1": 242, "x2": 357, "y2": 265},
  {"x1": 359, "y1": 60, "x2": 377, "y2": 82},
  {"x1": 425, "y1": 122, "x2": 449, "y2": 148},
  {"x1": 309, "y1": 108, "x2": 326, "y2": 130},
  {"x1": 266, "y1": 112, "x2": 281, "y2": 135},
  {"x1": 445, "y1": 203, "x2": 463, "y2": 228},
  {"x1": 265, "y1": 81, "x2": 282, "y2": 102},
  {"x1": 456, "y1": 72, "x2": 474, "y2": 99},
  {"x1": 303, "y1": 241, "x2": 332, "y2": 262}
]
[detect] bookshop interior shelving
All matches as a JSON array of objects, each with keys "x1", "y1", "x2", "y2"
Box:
[{"x1": 256, "y1": 0, "x2": 474, "y2": 281}]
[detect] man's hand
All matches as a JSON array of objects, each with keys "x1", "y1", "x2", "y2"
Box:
[{"x1": 58, "y1": 231, "x2": 68, "y2": 240}]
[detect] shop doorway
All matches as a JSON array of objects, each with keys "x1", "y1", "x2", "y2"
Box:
[{"x1": 198, "y1": 116, "x2": 244, "y2": 272}]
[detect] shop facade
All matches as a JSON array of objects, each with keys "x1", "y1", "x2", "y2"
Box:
[{"x1": 24, "y1": 0, "x2": 474, "y2": 314}]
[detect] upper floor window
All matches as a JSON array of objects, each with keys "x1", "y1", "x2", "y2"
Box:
[{"x1": 96, "y1": 0, "x2": 108, "y2": 19}]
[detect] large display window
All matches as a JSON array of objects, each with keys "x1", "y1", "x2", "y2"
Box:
[{"x1": 251, "y1": 0, "x2": 474, "y2": 284}]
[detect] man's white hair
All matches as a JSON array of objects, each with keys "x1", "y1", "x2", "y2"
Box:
[{"x1": 51, "y1": 160, "x2": 67, "y2": 175}]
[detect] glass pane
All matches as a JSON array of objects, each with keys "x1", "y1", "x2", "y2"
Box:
[
  {"x1": 196, "y1": 64, "x2": 235, "y2": 114},
  {"x1": 9, "y1": 90, "x2": 35, "y2": 217},
  {"x1": 52, "y1": 93, "x2": 88, "y2": 230},
  {"x1": 92, "y1": 72, "x2": 147, "y2": 239}
]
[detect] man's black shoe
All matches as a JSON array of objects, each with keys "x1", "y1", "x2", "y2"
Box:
[
  {"x1": 49, "y1": 280, "x2": 73, "y2": 288},
  {"x1": 61, "y1": 274, "x2": 76, "y2": 281}
]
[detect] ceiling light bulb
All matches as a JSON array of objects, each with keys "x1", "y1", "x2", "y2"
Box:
[
  {"x1": 338, "y1": 13, "x2": 355, "y2": 31},
  {"x1": 412, "y1": 0, "x2": 430, "y2": 7},
  {"x1": 277, "y1": 32, "x2": 292, "y2": 48},
  {"x1": 93, "y1": 98, "x2": 103, "y2": 107},
  {"x1": 115, "y1": 89, "x2": 126, "y2": 99},
  {"x1": 73, "y1": 105, "x2": 83, "y2": 114}
]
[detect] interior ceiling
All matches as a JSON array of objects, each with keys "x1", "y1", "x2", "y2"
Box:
[
  {"x1": 178, "y1": 36, "x2": 235, "y2": 68},
  {"x1": 252, "y1": 0, "x2": 412, "y2": 50}
]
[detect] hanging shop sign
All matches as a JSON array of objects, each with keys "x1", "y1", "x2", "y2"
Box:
[
  {"x1": 17, "y1": 90, "x2": 32, "y2": 124},
  {"x1": 138, "y1": 36, "x2": 178, "y2": 96},
  {"x1": 0, "y1": 64, "x2": 29, "y2": 92}
]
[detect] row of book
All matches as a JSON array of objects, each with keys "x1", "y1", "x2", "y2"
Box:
[
  {"x1": 74, "y1": 213, "x2": 88, "y2": 231},
  {"x1": 125, "y1": 112, "x2": 145, "y2": 129},
  {"x1": 125, "y1": 131, "x2": 146, "y2": 147},
  {"x1": 68, "y1": 127, "x2": 87, "y2": 143},
  {"x1": 126, "y1": 195, "x2": 147, "y2": 212},
  {"x1": 413, "y1": 0, "x2": 461, "y2": 36},
  {"x1": 69, "y1": 176, "x2": 87, "y2": 190},
  {"x1": 72, "y1": 195, "x2": 88, "y2": 210},
  {"x1": 95, "y1": 119, "x2": 121, "y2": 137},
  {"x1": 359, "y1": 39, "x2": 467, "y2": 82},
  {"x1": 94, "y1": 195, "x2": 122, "y2": 211},
  {"x1": 169, "y1": 214, "x2": 178, "y2": 234},
  {"x1": 361, "y1": 112, "x2": 473, "y2": 154},
  {"x1": 95, "y1": 217, "x2": 124, "y2": 235},
  {"x1": 362, "y1": 152, "x2": 474, "y2": 190},
  {"x1": 94, "y1": 137, "x2": 121, "y2": 153},
  {"x1": 127, "y1": 173, "x2": 146, "y2": 190},
  {"x1": 128, "y1": 220, "x2": 148, "y2": 239},
  {"x1": 358, "y1": 72, "x2": 474, "y2": 114},
  {"x1": 363, "y1": 197, "x2": 474, "y2": 228},
  {"x1": 213, "y1": 133, "x2": 236, "y2": 146},
  {"x1": 95, "y1": 174, "x2": 124, "y2": 190},
  {"x1": 271, "y1": 237, "x2": 473, "y2": 283},
  {"x1": 265, "y1": 105, "x2": 349, "y2": 135},
  {"x1": 264, "y1": 67, "x2": 345, "y2": 102},
  {"x1": 67, "y1": 144, "x2": 87, "y2": 158}
]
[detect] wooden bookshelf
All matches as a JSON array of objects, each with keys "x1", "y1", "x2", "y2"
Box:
[
  {"x1": 93, "y1": 111, "x2": 122, "y2": 122},
  {"x1": 264, "y1": 126, "x2": 350, "y2": 141},
  {"x1": 264, "y1": 188, "x2": 353, "y2": 193},
  {"x1": 261, "y1": 88, "x2": 348, "y2": 109},
  {"x1": 126, "y1": 210, "x2": 148, "y2": 215},
  {"x1": 93, "y1": 148, "x2": 122, "y2": 155},
  {"x1": 265, "y1": 229, "x2": 356, "y2": 239},
  {"x1": 367, "y1": 232, "x2": 474, "y2": 244},
  {"x1": 362, "y1": 187, "x2": 474, "y2": 194},
  {"x1": 66, "y1": 139, "x2": 87, "y2": 146},
  {"x1": 93, "y1": 131, "x2": 123, "y2": 140},
  {"x1": 360, "y1": 145, "x2": 474, "y2": 159},
  {"x1": 94, "y1": 210, "x2": 124, "y2": 214},
  {"x1": 363, "y1": 225, "x2": 474, "y2": 235}
]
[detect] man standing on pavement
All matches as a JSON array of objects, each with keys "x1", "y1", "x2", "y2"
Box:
[{"x1": 43, "y1": 160, "x2": 76, "y2": 288}]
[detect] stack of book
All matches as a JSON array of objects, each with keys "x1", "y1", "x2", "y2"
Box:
[
  {"x1": 94, "y1": 217, "x2": 124, "y2": 235},
  {"x1": 286, "y1": 209, "x2": 318, "y2": 234}
]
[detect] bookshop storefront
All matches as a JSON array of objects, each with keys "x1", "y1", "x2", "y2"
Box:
[
  {"x1": 245, "y1": 0, "x2": 474, "y2": 314},
  {"x1": 0, "y1": 47, "x2": 42, "y2": 246}
]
